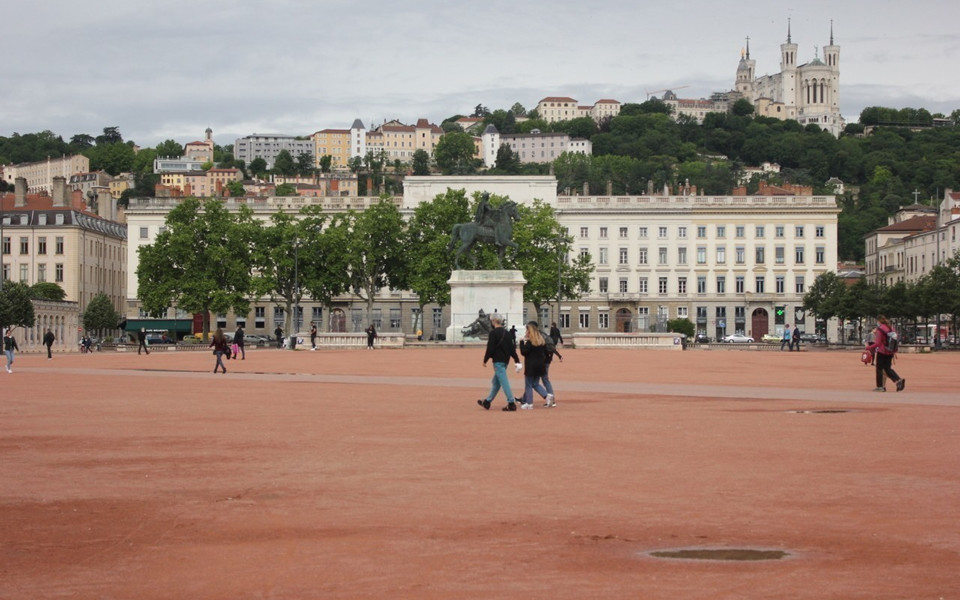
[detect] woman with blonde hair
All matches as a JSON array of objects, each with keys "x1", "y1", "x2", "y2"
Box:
[
  {"x1": 518, "y1": 321, "x2": 549, "y2": 409},
  {"x1": 210, "y1": 328, "x2": 229, "y2": 374}
]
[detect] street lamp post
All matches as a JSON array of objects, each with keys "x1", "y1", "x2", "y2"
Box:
[{"x1": 292, "y1": 238, "x2": 300, "y2": 350}]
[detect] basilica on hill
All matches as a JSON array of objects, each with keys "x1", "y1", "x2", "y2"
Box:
[{"x1": 734, "y1": 20, "x2": 844, "y2": 135}]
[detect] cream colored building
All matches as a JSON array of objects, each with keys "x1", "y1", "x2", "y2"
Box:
[
  {"x1": 312, "y1": 128, "x2": 353, "y2": 169},
  {"x1": 863, "y1": 205, "x2": 937, "y2": 285},
  {"x1": 536, "y1": 97, "x2": 621, "y2": 124},
  {"x1": 2, "y1": 155, "x2": 90, "y2": 194},
  {"x1": 1, "y1": 177, "x2": 126, "y2": 321}
]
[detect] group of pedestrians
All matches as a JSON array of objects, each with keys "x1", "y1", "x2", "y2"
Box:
[
  {"x1": 779, "y1": 324, "x2": 803, "y2": 351},
  {"x1": 477, "y1": 317, "x2": 563, "y2": 412}
]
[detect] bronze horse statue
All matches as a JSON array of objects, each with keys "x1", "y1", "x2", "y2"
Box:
[{"x1": 447, "y1": 200, "x2": 520, "y2": 269}]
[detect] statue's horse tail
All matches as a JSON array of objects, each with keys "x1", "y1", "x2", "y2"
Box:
[{"x1": 447, "y1": 224, "x2": 461, "y2": 253}]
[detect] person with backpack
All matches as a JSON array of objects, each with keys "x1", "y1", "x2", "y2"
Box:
[{"x1": 865, "y1": 315, "x2": 905, "y2": 392}]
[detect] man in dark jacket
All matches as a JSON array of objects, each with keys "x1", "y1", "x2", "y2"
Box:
[
  {"x1": 549, "y1": 322, "x2": 563, "y2": 346},
  {"x1": 477, "y1": 316, "x2": 522, "y2": 411},
  {"x1": 137, "y1": 328, "x2": 149, "y2": 355},
  {"x1": 234, "y1": 325, "x2": 246, "y2": 360},
  {"x1": 43, "y1": 328, "x2": 56, "y2": 359}
]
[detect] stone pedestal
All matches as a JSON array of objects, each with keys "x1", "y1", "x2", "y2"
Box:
[{"x1": 446, "y1": 270, "x2": 526, "y2": 342}]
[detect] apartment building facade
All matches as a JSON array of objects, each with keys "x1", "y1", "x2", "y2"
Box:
[
  {"x1": 481, "y1": 126, "x2": 592, "y2": 167},
  {"x1": 233, "y1": 134, "x2": 314, "y2": 169},
  {"x1": 2, "y1": 154, "x2": 90, "y2": 194},
  {"x1": 535, "y1": 97, "x2": 622, "y2": 124}
]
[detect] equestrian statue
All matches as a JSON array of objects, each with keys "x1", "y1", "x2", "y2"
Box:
[{"x1": 447, "y1": 194, "x2": 520, "y2": 269}]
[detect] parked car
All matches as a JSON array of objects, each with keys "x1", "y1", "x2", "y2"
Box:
[
  {"x1": 722, "y1": 333, "x2": 755, "y2": 344},
  {"x1": 761, "y1": 334, "x2": 780, "y2": 343},
  {"x1": 694, "y1": 333, "x2": 711, "y2": 344},
  {"x1": 797, "y1": 332, "x2": 822, "y2": 343},
  {"x1": 145, "y1": 334, "x2": 173, "y2": 345}
]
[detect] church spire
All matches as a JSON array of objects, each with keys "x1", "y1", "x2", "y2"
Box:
[
  {"x1": 830, "y1": 19, "x2": 834, "y2": 45},
  {"x1": 787, "y1": 17, "x2": 792, "y2": 43},
  {"x1": 746, "y1": 35, "x2": 750, "y2": 59}
]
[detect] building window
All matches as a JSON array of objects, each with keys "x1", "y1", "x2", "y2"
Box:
[
  {"x1": 716, "y1": 246, "x2": 726, "y2": 264},
  {"x1": 697, "y1": 276, "x2": 707, "y2": 294},
  {"x1": 1, "y1": 237, "x2": 9, "y2": 255},
  {"x1": 775, "y1": 246, "x2": 785, "y2": 264},
  {"x1": 717, "y1": 275, "x2": 726, "y2": 294},
  {"x1": 19, "y1": 237, "x2": 28, "y2": 254},
  {"x1": 599, "y1": 277, "x2": 608, "y2": 293},
  {"x1": 776, "y1": 275, "x2": 785, "y2": 294},
  {"x1": 37, "y1": 264, "x2": 46, "y2": 282},
  {"x1": 795, "y1": 276, "x2": 805, "y2": 294},
  {"x1": 659, "y1": 277, "x2": 668, "y2": 294},
  {"x1": 795, "y1": 246, "x2": 805, "y2": 264},
  {"x1": 579, "y1": 247, "x2": 589, "y2": 259},
  {"x1": 776, "y1": 225, "x2": 785, "y2": 238},
  {"x1": 255, "y1": 306, "x2": 266, "y2": 328},
  {"x1": 658, "y1": 226, "x2": 667, "y2": 238},
  {"x1": 639, "y1": 277, "x2": 648, "y2": 294},
  {"x1": 678, "y1": 277, "x2": 687, "y2": 294},
  {"x1": 716, "y1": 225, "x2": 726, "y2": 238},
  {"x1": 677, "y1": 247, "x2": 687, "y2": 265},
  {"x1": 736, "y1": 276, "x2": 745, "y2": 294},
  {"x1": 677, "y1": 306, "x2": 688, "y2": 318},
  {"x1": 55, "y1": 263, "x2": 64, "y2": 282},
  {"x1": 755, "y1": 246, "x2": 765, "y2": 264},
  {"x1": 638, "y1": 248, "x2": 648, "y2": 265},
  {"x1": 312, "y1": 307, "x2": 323, "y2": 323},
  {"x1": 736, "y1": 225, "x2": 745, "y2": 238},
  {"x1": 140, "y1": 227, "x2": 148, "y2": 239},
  {"x1": 599, "y1": 227, "x2": 608, "y2": 239},
  {"x1": 639, "y1": 226, "x2": 648, "y2": 238},
  {"x1": 599, "y1": 248, "x2": 608, "y2": 265},
  {"x1": 38, "y1": 237, "x2": 47, "y2": 255},
  {"x1": 755, "y1": 276, "x2": 765, "y2": 294},
  {"x1": 796, "y1": 225, "x2": 805, "y2": 238},
  {"x1": 658, "y1": 248, "x2": 668, "y2": 265},
  {"x1": 20, "y1": 264, "x2": 28, "y2": 282},
  {"x1": 619, "y1": 227, "x2": 628, "y2": 239},
  {"x1": 619, "y1": 278, "x2": 628, "y2": 293},
  {"x1": 559, "y1": 313, "x2": 570, "y2": 329},
  {"x1": 678, "y1": 226, "x2": 687, "y2": 239},
  {"x1": 598, "y1": 312, "x2": 609, "y2": 329},
  {"x1": 619, "y1": 247, "x2": 628, "y2": 264},
  {"x1": 697, "y1": 225, "x2": 707, "y2": 238},
  {"x1": 756, "y1": 225, "x2": 765, "y2": 238},
  {"x1": 579, "y1": 312, "x2": 590, "y2": 329},
  {"x1": 736, "y1": 246, "x2": 745, "y2": 264},
  {"x1": 580, "y1": 226, "x2": 588, "y2": 238},
  {"x1": 390, "y1": 308, "x2": 401, "y2": 329},
  {"x1": 697, "y1": 247, "x2": 707, "y2": 264},
  {"x1": 815, "y1": 246, "x2": 825, "y2": 264},
  {"x1": 815, "y1": 225, "x2": 825, "y2": 238}
]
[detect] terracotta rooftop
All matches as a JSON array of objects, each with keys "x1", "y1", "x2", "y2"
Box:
[{"x1": 875, "y1": 215, "x2": 937, "y2": 233}]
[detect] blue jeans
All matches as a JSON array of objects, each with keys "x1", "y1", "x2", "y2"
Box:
[
  {"x1": 486, "y1": 362, "x2": 515, "y2": 404},
  {"x1": 4, "y1": 349, "x2": 13, "y2": 367},
  {"x1": 523, "y1": 374, "x2": 547, "y2": 404},
  {"x1": 214, "y1": 351, "x2": 226, "y2": 372},
  {"x1": 542, "y1": 363, "x2": 554, "y2": 395}
]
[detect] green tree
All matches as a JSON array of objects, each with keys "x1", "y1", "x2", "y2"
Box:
[
  {"x1": 249, "y1": 157, "x2": 268, "y2": 178},
  {"x1": 82, "y1": 293, "x2": 122, "y2": 336},
  {"x1": 226, "y1": 180, "x2": 245, "y2": 197},
  {"x1": 84, "y1": 141, "x2": 136, "y2": 175},
  {"x1": 802, "y1": 272, "x2": 846, "y2": 327},
  {"x1": 343, "y1": 199, "x2": 409, "y2": 326},
  {"x1": 297, "y1": 207, "x2": 351, "y2": 329},
  {"x1": 275, "y1": 183, "x2": 298, "y2": 196},
  {"x1": 273, "y1": 150, "x2": 296, "y2": 176},
  {"x1": 155, "y1": 139, "x2": 184, "y2": 158},
  {"x1": 412, "y1": 149, "x2": 431, "y2": 175},
  {"x1": 0, "y1": 282, "x2": 35, "y2": 332},
  {"x1": 512, "y1": 199, "x2": 593, "y2": 319},
  {"x1": 667, "y1": 318, "x2": 695, "y2": 336},
  {"x1": 732, "y1": 98, "x2": 755, "y2": 116},
  {"x1": 494, "y1": 144, "x2": 521, "y2": 174},
  {"x1": 434, "y1": 132, "x2": 478, "y2": 174},
  {"x1": 405, "y1": 189, "x2": 472, "y2": 336},
  {"x1": 29, "y1": 282, "x2": 66, "y2": 301},
  {"x1": 318, "y1": 155, "x2": 333, "y2": 173},
  {"x1": 296, "y1": 152, "x2": 315, "y2": 176},
  {"x1": 137, "y1": 197, "x2": 255, "y2": 340},
  {"x1": 95, "y1": 126, "x2": 123, "y2": 145}
]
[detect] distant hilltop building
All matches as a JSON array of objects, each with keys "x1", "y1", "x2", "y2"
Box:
[
  {"x1": 481, "y1": 125, "x2": 592, "y2": 168},
  {"x1": 734, "y1": 20, "x2": 844, "y2": 135},
  {"x1": 535, "y1": 97, "x2": 621, "y2": 124},
  {"x1": 233, "y1": 133, "x2": 314, "y2": 170},
  {"x1": 2, "y1": 154, "x2": 90, "y2": 194}
]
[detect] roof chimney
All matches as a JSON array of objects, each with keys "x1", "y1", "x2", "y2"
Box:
[
  {"x1": 52, "y1": 176, "x2": 68, "y2": 207},
  {"x1": 97, "y1": 189, "x2": 113, "y2": 221},
  {"x1": 14, "y1": 177, "x2": 27, "y2": 207}
]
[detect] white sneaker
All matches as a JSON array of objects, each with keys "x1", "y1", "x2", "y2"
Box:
[
  {"x1": 545, "y1": 393, "x2": 555, "y2": 407},
  {"x1": 521, "y1": 403, "x2": 532, "y2": 410},
  {"x1": 6, "y1": 367, "x2": 11, "y2": 373}
]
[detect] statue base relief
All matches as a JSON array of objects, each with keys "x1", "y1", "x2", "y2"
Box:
[{"x1": 446, "y1": 270, "x2": 526, "y2": 342}]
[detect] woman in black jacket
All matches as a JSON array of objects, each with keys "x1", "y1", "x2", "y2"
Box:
[{"x1": 518, "y1": 321, "x2": 549, "y2": 410}]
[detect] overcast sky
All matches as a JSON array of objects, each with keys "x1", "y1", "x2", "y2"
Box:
[{"x1": 3, "y1": 0, "x2": 959, "y2": 148}]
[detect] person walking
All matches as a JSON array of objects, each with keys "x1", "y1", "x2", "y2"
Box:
[
  {"x1": 508, "y1": 325, "x2": 518, "y2": 346},
  {"x1": 792, "y1": 328, "x2": 803, "y2": 351},
  {"x1": 234, "y1": 325, "x2": 246, "y2": 360},
  {"x1": 477, "y1": 315, "x2": 522, "y2": 412},
  {"x1": 3, "y1": 328, "x2": 19, "y2": 373},
  {"x1": 43, "y1": 328, "x2": 56, "y2": 360},
  {"x1": 549, "y1": 322, "x2": 563, "y2": 346},
  {"x1": 541, "y1": 326, "x2": 562, "y2": 407},
  {"x1": 780, "y1": 324, "x2": 792, "y2": 351},
  {"x1": 310, "y1": 322, "x2": 318, "y2": 351},
  {"x1": 274, "y1": 325, "x2": 283, "y2": 349},
  {"x1": 137, "y1": 327, "x2": 150, "y2": 355},
  {"x1": 518, "y1": 321, "x2": 549, "y2": 410},
  {"x1": 210, "y1": 328, "x2": 229, "y2": 374},
  {"x1": 365, "y1": 324, "x2": 378, "y2": 349},
  {"x1": 865, "y1": 316, "x2": 905, "y2": 392}
]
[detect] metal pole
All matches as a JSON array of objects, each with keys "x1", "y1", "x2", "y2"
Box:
[{"x1": 293, "y1": 239, "x2": 299, "y2": 348}]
